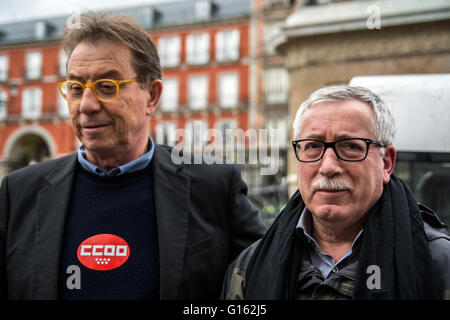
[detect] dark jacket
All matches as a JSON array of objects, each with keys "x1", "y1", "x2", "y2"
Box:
[
  {"x1": 222, "y1": 201, "x2": 450, "y2": 300},
  {"x1": 0, "y1": 144, "x2": 266, "y2": 299}
]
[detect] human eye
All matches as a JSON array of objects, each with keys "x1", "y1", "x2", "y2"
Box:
[
  {"x1": 68, "y1": 82, "x2": 82, "y2": 90},
  {"x1": 340, "y1": 140, "x2": 365, "y2": 152},
  {"x1": 303, "y1": 141, "x2": 322, "y2": 150},
  {"x1": 67, "y1": 82, "x2": 83, "y2": 95},
  {"x1": 96, "y1": 81, "x2": 116, "y2": 93},
  {"x1": 101, "y1": 82, "x2": 115, "y2": 89}
]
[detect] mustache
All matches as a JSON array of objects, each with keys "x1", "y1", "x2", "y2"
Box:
[{"x1": 312, "y1": 177, "x2": 353, "y2": 192}]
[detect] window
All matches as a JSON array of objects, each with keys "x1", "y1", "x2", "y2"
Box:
[
  {"x1": 195, "y1": 0, "x2": 212, "y2": 20},
  {"x1": 0, "y1": 55, "x2": 9, "y2": 81},
  {"x1": 160, "y1": 78, "x2": 179, "y2": 111},
  {"x1": 155, "y1": 122, "x2": 177, "y2": 146},
  {"x1": 185, "y1": 120, "x2": 208, "y2": 149},
  {"x1": 216, "y1": 119, "x2": 238, "y2": 145},
  {"x1": 264, "y1": 68, "x2": 289, "y2": 103},
  {"x1": 158, "y1": 36, "x2": 181, "y2": 68},
  {"x1": 0, "y1": 89, "x2": 7, "y2": 120},
  {"x1": 216, "y1": 119, "x2": 239, "y2": 156},
  {"x1": 216, "y1": 119, "x2": 238, "y2": 132},
  {"x1": 22, "y1": 88, "x2": 42, "y2": 119},
  {"x1": 216, "y1": 29, "x2": 240, "y2": 62},
  {"x1": 265, "y1": 117, "x2": 288, "y2": 148},
  {"x1": 218, "y1": 73, "x2": 238, "y2": 108},
  {"x1": 26, "y1": 51, "x2": 42, "y2": 80},
  {"x1": 35, "y1": 21, "x2": 46, "y2": 40},
  {"x1": 188, "y1": 75, "x2": 208, "y2": 110},
  {"x1": 59, "y1": 49, "x2": 67, "y2": 77},
  {"x1": 264, "y1": 21, "x2": 283, "y2": 55},
  {"x1": 186, "y1": 33, "x2": 210, "y2": 65}
]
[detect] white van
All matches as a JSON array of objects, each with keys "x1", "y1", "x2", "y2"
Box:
[{"x1": 350, "y1": 74, "x2": 450, "y2": 226}]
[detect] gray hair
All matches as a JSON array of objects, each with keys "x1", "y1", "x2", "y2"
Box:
[{"x1": 293, "y1": 85, "x2": 396, "y2": 146}]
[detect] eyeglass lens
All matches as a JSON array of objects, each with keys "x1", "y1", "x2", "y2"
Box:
[
  {"x1": 61, "y1": 80, "x2": 118, "y2": 102},
  {"x1": 296, "y1": 139, "x2": 368, "y2": 161}
]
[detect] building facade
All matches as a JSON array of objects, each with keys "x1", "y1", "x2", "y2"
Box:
[
  {"x1": 0, "y1": 0, "x2": 297, "y2": 220},
  {"x1": 0, "y1": 16, "x2": 73, "y2": 177},
  {"x1": 149, "y1": 0, "x2": 251, "y2": 153},
  {"x1": 246, "y1": 0, "x2": 296, "y2": 221},
  {"x1": 276, "y1": 0, "x2": 450, "y2": 224},
  {"x1": 0, "y1": 1, "x2": 252, "y2": 178}
]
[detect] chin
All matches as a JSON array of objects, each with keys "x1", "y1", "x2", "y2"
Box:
[
  {"x1": 311, "y1": 204, "x2": 350, "y2": 222},
  {"x1": 83, "y1": 140, "x2": 116, "y2": 152}
]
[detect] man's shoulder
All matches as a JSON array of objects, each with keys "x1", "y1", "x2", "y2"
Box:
[
  {"x1": 155, "y1": 144, "x2": 240, "y2": 176},
  {"x1": 222, "y1": 240, "x2": 261, "y2": 300},
  {"x1": 419, "y1": 203, "x2": 450, "y2": 249},
  {"x1": 233, "y1": 239, "x2": 261, "y2": 271},
  {"x1": 4, "y1": 154, "x2": 77, "y2": 184},
  {"x1": 420, "y1": 204, "x2": 450, "y2": 297},
  {"x1": 423, "y1": 215, "x2": 450, "y2": 263}
]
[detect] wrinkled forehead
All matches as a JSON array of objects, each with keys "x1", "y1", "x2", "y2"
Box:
[
  {"x1": 297, "y1": 99, "x2": 377, "y2": 138},
  {"x1": 67, "y1": 41, "x2": 134, "y2": 80}
]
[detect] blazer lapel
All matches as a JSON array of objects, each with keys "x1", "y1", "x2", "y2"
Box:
[
  {"x1": 151, "y1": 145, "x2": 190, "y2": 299},
  {"x1": 35, "y1": 155, "x2": 77, "y2": 299},
  {"x1": 33, "y1": 148, "x2": 190, "y2": 299}
]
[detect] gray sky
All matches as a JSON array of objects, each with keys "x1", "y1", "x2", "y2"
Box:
[{"x1": 0, "y1": 0, "x2": 178, "y2": 24}]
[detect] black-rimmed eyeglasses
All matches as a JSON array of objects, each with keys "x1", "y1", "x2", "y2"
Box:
[{"x1": 292, "y1": 137, "x2": 385, "y2": 162}]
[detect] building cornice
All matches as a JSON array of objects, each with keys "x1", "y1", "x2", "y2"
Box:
[{"x1": 274, "y1": 0, "x2": 450, "y2": 52}]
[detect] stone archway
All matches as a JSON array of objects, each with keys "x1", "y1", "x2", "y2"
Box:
[
  {"x1": 7, "y1": 134, "x2": 50, "y2": 172},
  {"x1": 3, "y1": 126, "x2": 56, "y2": 174}
]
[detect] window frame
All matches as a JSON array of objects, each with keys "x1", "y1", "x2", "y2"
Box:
[
  {"x1": 186, "y1": 33, "x2": 210, "y2": 65},
  {"x1": 22, "y1": 87, "x2": 42, "y2": 119},
  {"x1": 188, "y1": 75, "x2": 208, "y2": 110},
  {"x1": 25, "y1": 51, "x2": 43, "y2": 80}
]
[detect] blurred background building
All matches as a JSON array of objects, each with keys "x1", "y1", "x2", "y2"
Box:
[
  {"x1": 276, "y1": 0, "x2": 450, "y2": 225},
  {"x1": 0, "y1": 0, "x2": 449, "y2": 225}
]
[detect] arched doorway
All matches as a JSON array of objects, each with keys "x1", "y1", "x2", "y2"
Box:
[
  {"x1": 2, "y1": 126, "x2": 56, "y2": 174},
  {"x1": 8, "y1": 133, "x2": 51, "y2": 172}
]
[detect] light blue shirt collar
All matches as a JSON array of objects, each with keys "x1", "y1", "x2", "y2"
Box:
[
  {"x1": 296, "y1": 207, "x2": 363, "y2": 278},
  {"x1": 77, "y1": 136, "x2": 155, "y2": 177}
]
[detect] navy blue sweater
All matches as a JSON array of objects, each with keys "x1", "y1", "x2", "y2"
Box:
[{"x1": 58, "y1": 164, "x2": 159, "y2": 299}]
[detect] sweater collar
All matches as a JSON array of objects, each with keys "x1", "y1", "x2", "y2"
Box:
[{"x1": 77, "y1": 136, "x2": 155, "y2": 177}]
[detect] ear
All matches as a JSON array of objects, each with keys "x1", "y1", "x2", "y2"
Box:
[
  {"x1": 146, "y1": 79, "x2": 163, "y2": 117},
  {"x1": 382, "y1": 145, "x2": 397, "y2": 184}
]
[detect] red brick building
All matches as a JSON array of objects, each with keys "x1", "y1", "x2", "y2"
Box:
[
  {"x1": 0, "y1": 0, "x2": 253, "y2": 180},
  {"x1": 0, "y1": 31, "x2": 74, "y2": 176},
  {"x1": 150, "y1": 10, "x2": 251, "y2": 149}
]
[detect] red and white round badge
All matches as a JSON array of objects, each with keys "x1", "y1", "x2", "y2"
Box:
[{"x1": 77, "y1": 234, "x2": 130, "y2": 271}]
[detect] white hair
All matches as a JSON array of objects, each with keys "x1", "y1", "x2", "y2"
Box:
[{"x1": 292, "y1": 85, "x2": 396, "y2": 148}]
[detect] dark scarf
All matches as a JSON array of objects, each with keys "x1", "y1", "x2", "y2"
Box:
[{"x1": 245, "y1": 175, "x2": 441, "y2": 299}]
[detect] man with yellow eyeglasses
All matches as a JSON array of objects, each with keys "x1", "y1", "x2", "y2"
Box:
[{"x1": 0, "y1": 13, "x2": 265, "y2": 300}]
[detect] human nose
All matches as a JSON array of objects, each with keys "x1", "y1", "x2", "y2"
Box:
[
  {"x1": 318, "y1": 146, "x2": 343, "y2": 177},
  {"x1": 78, "y1": 85, "x2": 101, "y2": 113}
]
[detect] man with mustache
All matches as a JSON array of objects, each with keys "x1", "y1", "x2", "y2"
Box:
[
  {"x1": 222, "y1": 85, "x2": 450, "y2": 300},
  {"x1": 0, "y1": 13, "x2": 266, "y2": 299}
]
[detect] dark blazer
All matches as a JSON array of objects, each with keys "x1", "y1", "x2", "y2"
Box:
[{"x1": 0, "y1": 144, "x2": 266, "y2": 299}]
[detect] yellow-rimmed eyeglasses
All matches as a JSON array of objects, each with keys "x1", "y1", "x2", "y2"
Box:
[{"x1": 58, "y1": 79, "x2": 138, "y2": 103}]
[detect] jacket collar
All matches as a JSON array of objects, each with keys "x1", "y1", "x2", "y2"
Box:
[{"x1": 35, "y1": 154, "x2": 78, "y2": 299}]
